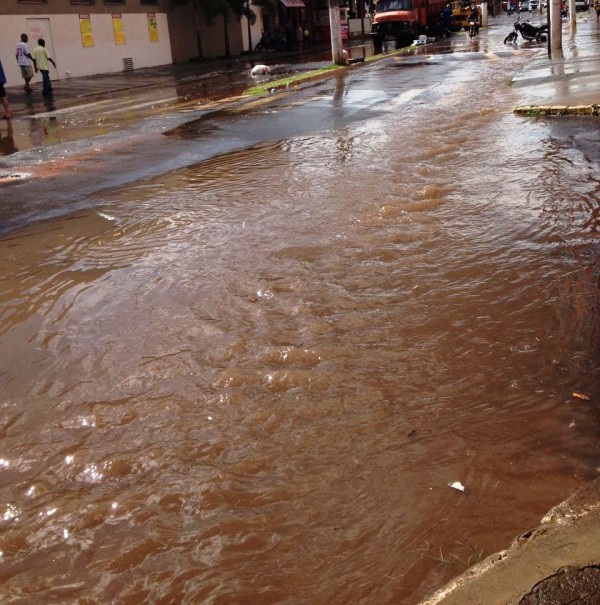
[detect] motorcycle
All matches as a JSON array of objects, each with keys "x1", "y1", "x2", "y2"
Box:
[
  {"x1": 515, "y1": 20, "x2": 548, "y2": 41},
  {"x1": 504, "y1": 19, "x2": 547, "y2": 43},
  {"x1": 255, "y1": 32, "x2": 288, "y2": 53},
  {"x1": 468, "y1": 18, "x2": 479, "y2": 37}
]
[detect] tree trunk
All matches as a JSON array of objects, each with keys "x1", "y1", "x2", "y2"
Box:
[
  {"x1": 246, "y1": 1, "x2": 253, "y2": 53},
  {"x1": 223, "y1": 13, "x2": 231, "y2": 57},
  {"x1": 193, "y1": 0, "x2": 204, "y2": 58}
]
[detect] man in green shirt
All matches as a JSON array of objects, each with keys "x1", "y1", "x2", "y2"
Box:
[{"x1": 31, "y1": 39, "x2": 56, "y2": 96}]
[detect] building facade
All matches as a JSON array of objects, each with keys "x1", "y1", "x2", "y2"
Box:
[
  {"x1": 0, "y1": 0, "x2": 247, "y2": 84},
  {"x1": 0, "y1": 0, "x2": 367, "y2": 85}
]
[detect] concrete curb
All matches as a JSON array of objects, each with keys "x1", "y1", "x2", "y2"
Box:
[
  {"x1": 420, "y1": 477, "x2": 600, "y2": 604},
  {"x1": 514, "y1": 104, "x2": 600, "y2": 116}
]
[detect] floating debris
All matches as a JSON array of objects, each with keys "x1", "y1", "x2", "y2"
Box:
[{"x1": 572, "y1": 392, "x2": 591, "y2": 401}]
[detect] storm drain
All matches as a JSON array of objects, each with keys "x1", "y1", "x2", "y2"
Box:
[
  {"x1": 122, "y1": 57, "x2": 134, "y2": 72},
  {"x1": 519, "y1": 565, "x2": 600, "y2": 605}
]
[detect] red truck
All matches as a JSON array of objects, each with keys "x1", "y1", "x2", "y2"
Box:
[{"x1": 370, "y1": 0, "x2": 447, "y2": 48}]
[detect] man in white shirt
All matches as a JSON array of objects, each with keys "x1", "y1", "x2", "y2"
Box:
[{"x1": 15, "y1": 33, "x2": 37, "y2": 93}]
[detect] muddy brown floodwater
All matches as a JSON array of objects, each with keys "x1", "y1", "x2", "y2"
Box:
[{"x1": 1, "y1": 34, "x2": 600, "y2": 605}]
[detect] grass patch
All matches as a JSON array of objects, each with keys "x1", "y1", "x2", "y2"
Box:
[
  {"x1": 242, "y1": 44, "x2": 418, "y2": 96},
  {"x1": 243, "y1": 64, "x2": 343, "y2": 96}
]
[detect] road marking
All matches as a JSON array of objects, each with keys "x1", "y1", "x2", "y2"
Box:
[{"x1": 389, "y1": 87, "x2": 428, "y2": 106}]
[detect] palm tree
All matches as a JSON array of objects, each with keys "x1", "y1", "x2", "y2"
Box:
[
  {"x1": 197, "y1": 0, "x2": 277, "y2": 56},
  {"x1": 243, "y1": 0, "x2": 278, "y2": 52}
]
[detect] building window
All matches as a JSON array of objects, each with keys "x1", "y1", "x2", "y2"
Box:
[
  {"x1": 104, "y1": 0, "x2": 125, "y2": 4},
  {"x1": 18, "y1": 0, "x2": 48, "y2": 4},
  {"x1": 71, "y1": 0, "x2": 94, "y2": 4}
]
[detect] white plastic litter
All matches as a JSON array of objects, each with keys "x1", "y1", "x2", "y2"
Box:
[
  {"x1": 251, "y1": 64, "x2": 271, "y2": 76},
  {"x1": 448, "y1": 481, "x2": 465, "y2": 492}
]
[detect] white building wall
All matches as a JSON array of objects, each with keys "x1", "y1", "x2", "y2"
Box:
[
  {"x1": 0, "y1": 13, "x2": 172, "y2": 85},
  {"x1": 241, "y1": 12, "x2": 264, "y2": 53}
]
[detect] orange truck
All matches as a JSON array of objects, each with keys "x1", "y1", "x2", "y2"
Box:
[{"x1": 370, "y1": 0, "x2": 447, "y2": 47}]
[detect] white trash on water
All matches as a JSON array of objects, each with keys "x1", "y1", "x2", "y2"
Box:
[
  {"x1": 448, "y1": 481, "x2": 465, "y2": 492},
  {"x1": 250, "y1": 64, "x2": 271, "y2": 76}
]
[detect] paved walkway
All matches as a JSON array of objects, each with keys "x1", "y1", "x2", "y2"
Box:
[{"x1": 512, "y1": 10, "x2": 600, "y2": 111}]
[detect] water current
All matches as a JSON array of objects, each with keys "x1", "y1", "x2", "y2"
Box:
[{"x1": 1, "y1": 23, "x2": 600, "y2": 605}]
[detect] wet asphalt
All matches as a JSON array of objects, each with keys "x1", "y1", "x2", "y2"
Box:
[{"x1": 2, "y1": 13, "x2": 600, "y2": 603}]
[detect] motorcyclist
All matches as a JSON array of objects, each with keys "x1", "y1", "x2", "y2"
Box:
[{"x1": 467, "y1": 4, "x2": 480, "y2": 33}]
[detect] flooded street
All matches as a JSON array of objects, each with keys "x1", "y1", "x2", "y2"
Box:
[{"x1": 1, "y1": 19, "x2": 600, "y2": 605}]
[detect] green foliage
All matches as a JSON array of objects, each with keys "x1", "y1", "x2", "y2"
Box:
[
  {"x1": 243, "y1": 65, "x2": 342, "y2": 95},
  {"x1": 197, "y1": 0, "x2": 229, "y2": 25},
  {"x1": 197, "y1": 0, "x2": 276, "y2": 25}
]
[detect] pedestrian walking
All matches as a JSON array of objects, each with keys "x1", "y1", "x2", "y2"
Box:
[
  {"x1": 0, "y1": 59, "x2": 11, "y2": 119},
  {"x1": 32, "y1": 39, "x2": 56, "y2": 96},
  {"x1": 15, "y1": 34, "x2": 37, "y2": 93},
  {"x1": 595, "y1": 0, "x2": 600, "y2": 22}
]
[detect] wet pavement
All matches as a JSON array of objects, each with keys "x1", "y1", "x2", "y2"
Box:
[
  {"x1": 511, "y1": 10, "x2": 600, "y2": 108},
  {"x1": 0, "y1": 12, "x2": 599, "y2": 605}
]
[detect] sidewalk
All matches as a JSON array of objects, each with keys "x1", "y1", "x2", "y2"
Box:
[
  {"x1": 512, "y1": 11, "x2": 600, "y2": 113},
  {"x1": 1, "y1": 42, "x2": 344, "y2": 121}
]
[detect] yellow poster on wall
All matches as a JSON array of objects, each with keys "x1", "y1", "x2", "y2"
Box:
[
  {"x1": 147, "y1": 13, "x2": 159, "y2": 43},
  {"x1": 79, "y1": 14, "x2": 94, "y2": 48},
  {"x1": 112, "y1": 14, "x2": 126, "y2": 46}
]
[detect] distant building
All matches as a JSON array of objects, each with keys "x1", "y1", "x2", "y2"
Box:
[
  {"x1": 0, "y1": 0, "x2": 248, "y2": 83},
  {"x1": 0, "y1": 0, "x2": 370, "y2": 83}
]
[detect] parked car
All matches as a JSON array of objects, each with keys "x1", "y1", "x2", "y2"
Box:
[
  {"x1": 529, "y1": 0, "x2": 539, "y2": 10},
  {"x1": 519, "y1": 0, "x2": 530, "y2": 10},
  {"x1": 575, "y1": 0, "x2": 589, "y2": 10}
]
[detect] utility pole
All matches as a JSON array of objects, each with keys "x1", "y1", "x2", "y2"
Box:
[
  {"x1": 329, "y1": 0, "x2": 346, "y2": 65},
  {"x1": 568, "y1": 0, "x2": 576, "y2": 28},
  {"x1": 549, "y1": 0, "x2": 562, "y2": 51}
]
